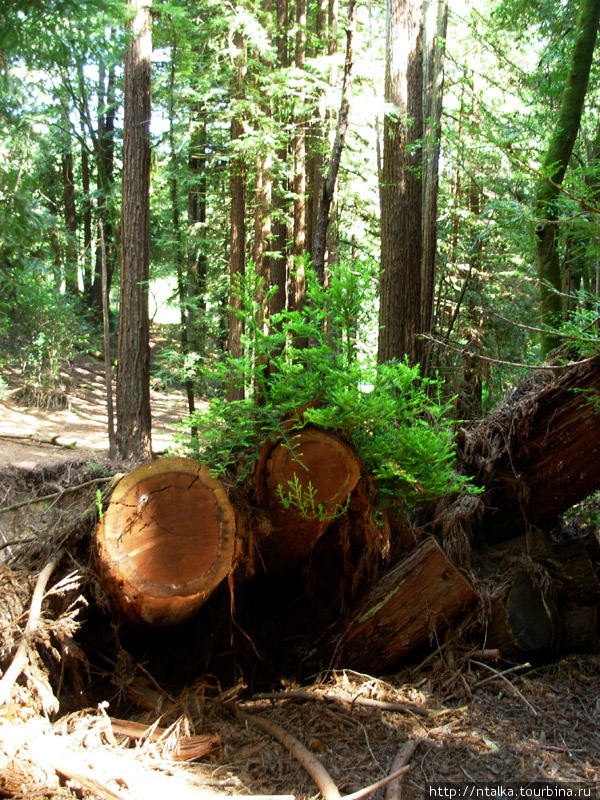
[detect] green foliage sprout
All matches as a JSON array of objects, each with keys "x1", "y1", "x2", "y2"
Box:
[
  {"x1": 96, "y1": 489, "x2": 104, "y2": 521},
  {"x1": 276, "y1": 474, "x2": 351, "y2": 522},
  {"x1": 176, "y1": 263, "x2": 479, "y2": 509}
]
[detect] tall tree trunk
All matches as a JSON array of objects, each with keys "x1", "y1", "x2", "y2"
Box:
[
  {"x1": 313, "y1": 0, "x2": 356, "y2": 285},
  {"x1": 253, "y1": 150, "x2": 272, "y2": 321},
  {"x1": 80, "y1": 143, "x2": 93, "y2": 294},
  {"x1": 328, "y1": 0, "x2": 338, "y2": 55},
  {"x1": 168, "y1": 40, "x2": 196, "y2": 425},
  {"x1": 60, "y1": 96, "x2": 79, "y2": 296},
  {"x1": 228, "y1": 30, "x2": 247, "y2": 401},
  {"x1": 420, "y1": 0, "x2": 447, "y2": 376},
  {"x1": 90, "y1": 61, "x2": 117, "y2": 318},
  {"x1": 289, "y1": 0, "x2": 307, "y2": 317},
  {"x1": 270, "y1": 0, "x2": 289, "y2": 321},
  {"x1": 61, "y1": 146, "x2": 79, "y2": 295},
  {"x1": 188, "y1": 106, "x2": 209, "y2": 352},
  {"x1": 305, "y1": 0, "x2": 327, "y2": 263},
  {"x1": 535, "y1": 0, "x2": 600, "y2": 357},
  {"x1": 117, "y1": 0, "x2": 153, "y2": 461},
  {"x1": 377, "y1": 0, "x2": 424, "y2": 366}
]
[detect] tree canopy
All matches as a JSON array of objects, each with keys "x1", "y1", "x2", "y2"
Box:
[{"x1": 1, "y1": 0, "x2": 600, "y2": 457}]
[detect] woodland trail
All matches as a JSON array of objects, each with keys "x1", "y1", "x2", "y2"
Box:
[{"x1": 0, "y1": 350, "x2": 191, "y2": 470}]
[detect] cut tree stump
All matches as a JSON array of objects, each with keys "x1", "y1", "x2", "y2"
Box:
[
  {"x1": 485, "y1": 570, "x2": 558, "y2": 658},
  {"x1": 94, "y1": 457, "x2": 236, "y2": 626},
  {"x1": 310, "y1": 536, "x2": 478, "y2": 674},
  {"x1": 257, "y1": 427, "x2": 362, "y2": 574}
]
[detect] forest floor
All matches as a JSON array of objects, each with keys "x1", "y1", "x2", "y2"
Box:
[
  {"x1": 0, "y1": 346, "x2": 191, "y2": 470},
  {"x1": 0, "y1": 349, "x2": 599, "y2": 799}
]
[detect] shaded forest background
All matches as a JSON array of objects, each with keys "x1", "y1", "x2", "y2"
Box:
[{"x1": 1, "y1": 0, "x2": 600, "y2": 466}]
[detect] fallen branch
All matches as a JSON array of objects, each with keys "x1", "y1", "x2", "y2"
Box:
[
  {"x1": 237, "y1": 708, "x2": 342, "y2": 800},
  {"x1": 237, "y1": 707, "x2": 413, "y2": 800},
  {"x1": 385, "y1": 739, "x2": 424, "y2": 800},
  {"x1": 471, "y1": 661, "x2": 531, "y2": 688},
  {"x1": 0, "y1": 476, "x2": 114, "y2": 516},
  {"x1": 470, "y1": 660, "x2": 538, "y2": 717},
  {"x1": 0, "y1": 433, "x2": 78, "y2": 450},
  {"x1": 343, "y1": 766, "x2": 412, "y2": 800},
  {"x1": 0, "y1": 549, "x2": 64, "y2": 708},
  {"x1": 251, "y1": 688, "x2": 444, "y2": 718}
]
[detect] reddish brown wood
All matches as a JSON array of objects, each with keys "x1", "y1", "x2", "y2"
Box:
[
  {"x1": 259, "y1": 428, "x2": 362, "y2": 573},
  {"x1": 459, "y1": 356, "x2": 600, "y2": 543},
  {"x1": 316, "y1": 536, "x2": 477, "y2": 673},
  {"x1": 95, "y1": 457, "x2": 236, "y2": 625}
]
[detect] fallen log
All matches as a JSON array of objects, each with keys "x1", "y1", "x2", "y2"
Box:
[
  {"x1": 257, "y1": 427, "x2": 362, "y2": 574},
  {"x1": 459, "y1": 355, "x2": 600, "y2": 543},
  {"x1": 308, "y1": 536, "x2": 478, "y2": 674},
  {"x1": 485, "y1": 570, "x2": 558, "y2": 659},
  {"x1": 94, "y1": 457, "x2": 236, "y2": 626}
]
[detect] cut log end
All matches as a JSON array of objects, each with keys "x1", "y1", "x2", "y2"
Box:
[
  {"x1": 267, "y1": 428, "x2": 361, "y2": 512},
  {"x1": 261, "y1": 428, "x2": 362, "y2": 574},
  {"x1": 95, "y1": 457, "x2": 236, "y2": 626}
]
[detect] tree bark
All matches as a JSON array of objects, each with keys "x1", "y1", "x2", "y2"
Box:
[
  {"x1": 60, "y1": 102, "x2": 79, "y2": 296},
  {"x1": 228, "y1": 30, "x2": 247, "y2": 401},
  {"x1": 187, "y1": 104, "x2": 209, "y2": 353},
  {"x1": 378, "y1": 0, "x2": 425, "y2": 366},
  {"x1": 535, "y1": 0, "x2": 600, "y2": 356},
  {"x1": 289, "y1": 0, "x2": 307, "y2": 319},
  {"x1": 95, "y1": 458, "x2": 237, "y2": 625},
  {"x1": 453, "y1": 356, "x2": 600, "y2": 545},
  {"x1": 168, "y1": 41, "x2": 196, "y2": 425},
  {"x1": 269, "y1": 0, "x2": 289, "y2": 323},
  {"x1": 313, "y1": 536, "x2": 477, "y2": 674},
  {"x1": 117, "y1": 0, "x2": 153, "y2": 461},
  {"x1": 90, "y1": 60, "x2": 117, "y2": 317},
  {"x1": 420, "y1": 0, "x2": 447, "y2": 376},
  {"x1": 313, "y1": 0, "x2": 357, "y2": 285}
]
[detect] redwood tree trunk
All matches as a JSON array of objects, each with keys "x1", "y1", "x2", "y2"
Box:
[
  {"x1": 289, "y1": 0, "x2": 307, "y2": 319},
  {"x1": 420, "y1": 0, "x2": 447, "y2": 376},
  {"x1": 228, "y1": 30, "x2": 247, "y2": 400},
  {"x1": 269, "y1": 0, "x2": 289, "y2": 321},
  {"x1": 313, "y1": 0, "x2": 356, "y2": 285},
  {"x1": 312, "y1": 536, "x2": 477, "y2": 674},
  {"x1": 378, "y1": 0, "x2": 425, "y2": 366},
  {"x1": 117, "y1": 0, "x2": 153, "y2": 460}
]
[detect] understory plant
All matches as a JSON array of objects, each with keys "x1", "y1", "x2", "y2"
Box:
[{"x1": 176, "y1": 263, "x2": 477, "y2": 509}]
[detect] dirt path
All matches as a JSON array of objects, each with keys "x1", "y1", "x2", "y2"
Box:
[{"x1": 0, "y1": 352, "x2": 192, "y2": 470}]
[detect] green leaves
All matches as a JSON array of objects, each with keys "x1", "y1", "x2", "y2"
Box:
[{"x1": 176, "y1": 264, "x2": 478, "y2": 509}]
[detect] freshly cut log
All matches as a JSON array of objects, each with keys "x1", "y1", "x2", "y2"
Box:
[
  {"x1": 94, "y1": 457, "x2": 236, "y2": 626},
  {"x1": 310, "y1": 536, "x2": 477, "y2": 674},
  {"x1": 258, "y1": 427, "x2": 362, "y2": 574},
  {"x1": 485, "y1": 570, "x2": 558, "y2": 658}
]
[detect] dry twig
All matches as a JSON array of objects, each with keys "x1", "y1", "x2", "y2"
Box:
[
  {"x1": 237, "y1": 708, "x2": 342, "y2": 800},
  {"x1": 0, "y1": 548, "x2": 64, "y2": 708},
  {"x1": 385, "y1": 738, "x2": 424, "y2": 800},
  {"x1": 251, "y1": 689, "x2": 442, "y2": 717},
  {"x1": 237, "y1": 707, "x2": 414, "y2": 800},
  {"x1": 0, "y1": 476, "x2": 113, "y2": 516},
  {"x1": 470, "y1": 659, "x2": 538, "y2": 716}
]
